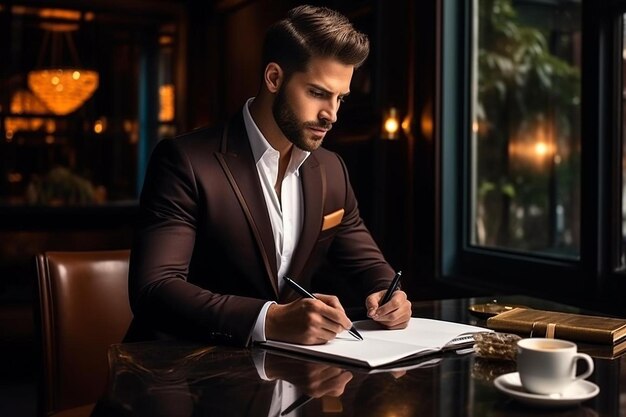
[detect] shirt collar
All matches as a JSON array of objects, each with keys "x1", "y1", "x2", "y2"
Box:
[{"x1": 242, "y1": 98, "x2": 310, "y2": 176}]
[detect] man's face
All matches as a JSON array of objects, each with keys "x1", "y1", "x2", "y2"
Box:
[{"x1": 272, "y1": 57, "x2": 354, "y2": 152}]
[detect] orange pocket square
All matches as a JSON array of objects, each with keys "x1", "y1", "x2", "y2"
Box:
[{"x1": 322, "y1": 209, "x2": 344, "y2": 231}]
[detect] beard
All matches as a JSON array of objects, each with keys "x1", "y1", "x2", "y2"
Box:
[{"x1": 272, "y1": 87, "x2": 332, "y2": 152}]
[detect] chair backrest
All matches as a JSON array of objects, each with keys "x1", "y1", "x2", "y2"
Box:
[{"x1": 36, "y1": 250, "x2": 133, "y2": 415}]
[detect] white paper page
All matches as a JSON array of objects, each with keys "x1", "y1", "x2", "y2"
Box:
[
  {"x1": 263, "y1": 318, "x2": 491, "y2": 367},
  {"x1": 354, "y1": 318, "x2": 490, "y2": 348},
  {"x1": 265, "y1": 335, "x2": 438, "y2": 368}
]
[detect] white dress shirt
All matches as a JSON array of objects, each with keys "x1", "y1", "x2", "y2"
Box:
[
  {"x1": 242, "y1": 98, "x2": 310, "y2": 343},
  {"x1": 252, "y1": 350, "x2": 301, "y2": 417}
]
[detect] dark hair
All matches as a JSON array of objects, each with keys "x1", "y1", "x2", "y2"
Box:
[{"x1": 262, "y1": 5, "x2": 370, "y2": 76}]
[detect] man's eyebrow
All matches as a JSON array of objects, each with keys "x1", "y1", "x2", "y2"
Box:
[{"x1": 309, "y1": 83, "x2": 351, "y2": 97}]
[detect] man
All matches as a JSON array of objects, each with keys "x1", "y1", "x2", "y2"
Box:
[{"x1": 127, "y1": 5, "x2": 411, "y2": 347}]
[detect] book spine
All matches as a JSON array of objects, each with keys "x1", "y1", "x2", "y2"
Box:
[
  {"x1": 552, "y1": 325, "x2": 614, "y2": 344},
  {"x1": 487, "y1": 319, "x2": 615, "y2": 344}
]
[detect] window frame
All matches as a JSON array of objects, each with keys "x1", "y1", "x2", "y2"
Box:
[{"x1": 439, "y1": 0, "x2": 626, "y2": 313}]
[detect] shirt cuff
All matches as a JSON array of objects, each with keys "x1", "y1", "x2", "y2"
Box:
[
  {"x1": 251, "y1": 349, "x2": 271, "y2": 381},
  {"x1": 251, "y1": 300, "x2": 276, "y2": 344}
]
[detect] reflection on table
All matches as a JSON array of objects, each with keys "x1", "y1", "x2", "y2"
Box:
[{"x1": 92, "y1": 296, "x2": 626, "y2": 417}]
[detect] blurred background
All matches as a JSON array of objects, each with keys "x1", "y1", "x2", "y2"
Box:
[{"x1": 3, "y1": 0, "x2": 626, "y2": 415}]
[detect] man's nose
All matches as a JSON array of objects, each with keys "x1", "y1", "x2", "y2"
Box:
[{"x1": 319, "y1": 101, "x2": 339, "y2": 124}]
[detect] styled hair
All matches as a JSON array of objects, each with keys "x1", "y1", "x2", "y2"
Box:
[{"x1": 262, "y1": 5, "x2": 370, "y2": 75}]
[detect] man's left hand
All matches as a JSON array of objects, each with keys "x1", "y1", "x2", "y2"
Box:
[{"x1": 365, "y1": 290, "x2": 411, "y2": 329}]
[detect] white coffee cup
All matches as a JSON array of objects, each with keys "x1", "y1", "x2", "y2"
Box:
[{"x1": 516, "y1": 338, "x2": 594, "y2": 395}]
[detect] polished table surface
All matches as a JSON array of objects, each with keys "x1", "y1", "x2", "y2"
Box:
[{"x1": 92, "y1": 295, "x2": 626, "y2": 417}]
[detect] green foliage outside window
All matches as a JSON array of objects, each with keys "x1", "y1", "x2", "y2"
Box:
[{"x1": 474, "y1": 0, "x2": 580, "y2": 254}]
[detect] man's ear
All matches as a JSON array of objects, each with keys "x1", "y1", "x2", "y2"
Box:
[{"x1": 264, "y1": 62, "x2": 283, "y2": 93}]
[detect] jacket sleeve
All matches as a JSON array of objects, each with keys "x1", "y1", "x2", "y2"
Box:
[{"x1": 128, "y1": 138, "x2": 266, "y2": 346}]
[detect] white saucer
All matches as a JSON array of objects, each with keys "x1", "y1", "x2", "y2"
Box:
[{"x1": 494, "y1": 372, "x2": 600, "y2": 407}]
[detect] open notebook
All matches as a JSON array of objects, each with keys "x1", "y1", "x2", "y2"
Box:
[{"x1": 261, "y1": 317, "x2": 492, "y2": 368}]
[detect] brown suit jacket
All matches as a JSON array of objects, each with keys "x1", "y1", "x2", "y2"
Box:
[{"x1": 127, "y1": 110, "x2": 394, "y2": 346}]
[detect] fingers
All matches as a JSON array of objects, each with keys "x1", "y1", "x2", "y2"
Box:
[
  {"x1": 368, "y1": 290, "x2": 411, "y2": 329},
  {"x1": 300, "y1": 365, "x2": 353, "y2": 398},
  {"x1": 266, "y1": 297, "x2": 352, "y2": 345},
  {"x1": 266, "y1": 302, "x2": 332, "y2": 344},
  {"x1": 286, "y1": 364, "x2": 353, "y2": 398},
  {"x1": 316, "y1": 369, "x2": 353, "y2": 397},
  {"x1": 365, "y1": 291, "x2": 383, "y2": 318},
  {"x1": 314, "y1": 293, "x2": 344, "y2": 310},
  {"x1": 314, "y1": 294, "x2": 351, "y2": 330},
  {"x1": 301, "y1": 299, "x2": 348, "y2": 338}
]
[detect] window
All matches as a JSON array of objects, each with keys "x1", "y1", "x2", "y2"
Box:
[
  {"x1": 470, "y1": 0, "x2": 581, "y2": 257},
  {"x1": 441, "y1": 0, "x2": 626, "y2": 311}
]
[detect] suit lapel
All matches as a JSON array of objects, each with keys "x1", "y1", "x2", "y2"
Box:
[
  {"x1": 283, "y1": 154, "x2": 325, "y2": 298},
  {"x1": 215, "y1": 113, "x2": 279, "y2": 297}
]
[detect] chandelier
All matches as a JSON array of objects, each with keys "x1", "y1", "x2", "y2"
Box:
[
  {"x1": 28, "y1": 68, "x2": 98, "y2": 115},
  {"x1": 27, "y1": 12, "x2": 99, "y2": 116}
]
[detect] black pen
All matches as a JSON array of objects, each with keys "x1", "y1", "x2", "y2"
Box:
[
  {"x1": 380, "y1": 271, "x2": 402, "y2": 306},
  {"x1": 283, "y1": 276, "x2": 363, "y2": 341}
]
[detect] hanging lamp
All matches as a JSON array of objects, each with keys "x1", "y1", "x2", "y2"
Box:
[{"x1": 27, "y1": 11, "x2": 99, "y2": 116}]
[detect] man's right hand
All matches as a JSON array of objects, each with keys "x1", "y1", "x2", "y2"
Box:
[
  {"x1": 265, "y1": 294, "x2": 352, "y2": 345},
  {"x1": 265, "y1": 354, "x2": 353, "y2": 398}
]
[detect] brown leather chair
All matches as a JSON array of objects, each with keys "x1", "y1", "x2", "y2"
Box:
[{"x1": 35, "y1": 250, "x2": 133, "y2": 417}]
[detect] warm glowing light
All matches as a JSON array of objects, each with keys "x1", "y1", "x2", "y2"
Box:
[
  {"x1": 159, "y1": 84, "x2": 175, "y2": 122},
  {"x1": 123, "y1": 120, "x2": 134, "y2": 133},
  {"x1": 28, "y1": 69, "x2": 99, "y2": 115},
  {"x1": 40, "y1": 22, "x2": 79, "y2": 32},
  {"x1": 28, "y1": 17, "x2": 99, "y2": 115},
  {"x1": 45, "y1": 119, "x2": 56, "y2": 133},
  {"x1": 93, "y1": 118, "x2": 106, "y2": 134},
  {"x1": 11, "y1": 89, "x2": 48, "y2": 114},
  {"x1": 124, "y1": 119, "x2": 139, "y2": 143},
  {"x1": 385, "y1": 118, "x2": 399, "y2": 134},
  {"x1": 420, "y1": 100, "x2": 434, "y2": 140},
  {"x1": 382, "y1": 107, "x2": 400, "y2": 140},
  {"x1": 159, "y1": 35, "x2": 174, "y2": 45},
  {"x1": 38, "y1": 8, "x2": 82, "y2": 31},
  {"x1": 5, "y1": 117, "x2": 44, "y2": 134},
  {"x1": 534, "y1": 142, "x2": 549, "y2": 157},
  {"x1": 401, "y1": 116, "x2": 411, "y2": 135},
  {"x1": 37, "y1": 9, "x2": 81, "y2": 32},
  {"x1": 508, "y1": 120, "x2": 556, "y2": 168},
  {"x1": 7, "y1": 91, "x2": 52, "y2": 133},
  {"x1": 39, "y1": 8, "x2": 81, "y2": 21}
]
